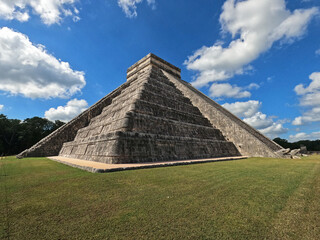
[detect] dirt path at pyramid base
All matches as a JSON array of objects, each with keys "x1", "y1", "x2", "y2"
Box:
[{"x1": 48, "y1": 156, "x2": 247, "y2": 173}]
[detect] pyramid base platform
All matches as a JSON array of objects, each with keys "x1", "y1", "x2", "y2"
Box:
[{"x1": 48, "y1": 155, "x2": 248, "y2": 173}]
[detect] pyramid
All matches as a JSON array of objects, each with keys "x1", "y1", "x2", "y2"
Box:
[{"x1": 17, "y1": 54, "x2": 283, "y2": 163}]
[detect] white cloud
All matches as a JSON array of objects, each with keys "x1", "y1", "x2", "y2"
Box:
[
  {"x1": 147, "y1": 0, "x2": 156, "y2": 9},
  {"x1": 294, "y1": 72, "x2": 320, "y2": 104},
  {"x1": 209, "y1": 82, "x2": 259, "y2": 99},
  {"x1": 223, "y1": 99, "x2": 288, "y2": 138},
  {"x1": 45, "y1": 98, "x2": 88, "y2": 122},
  {"x1": 185, "y1": 0, "x2": 318, "y2": 88},
  {"x1": 72, "y1": 15, "x2": 80, "y2": 22},
  {"x1": 0, "y1": 0, "x2": 80, "y2": 25},
  {"x1": 292, "y1": 108, "x2": 320, "y2": 126},
  {"x1": 259, "y1": 123, "x2": 288, "y2": 138},
  {"x1": 244, "y1": 112, "x2": 288, "y2": 138},
  {"x1": 289, "y1": 132, "x2": 320, "y2": 142},
  {"x1": 293, "y1": 72, "x2": 320, "y2": 125},
  {"x1": 118, "y1": 0, "x2": 142, "y2": 18},
  {"x1": 316, "y1": 49, "x2": 320, "y2": 55},
  {"x1": 247, "y1": 83, "x2": 260, "y2": 90},
  {"x1": 0, "y1": 27, "x2": 85, "y2": 99},
  {"x1": 223, "y1": 100, "x2": 261, "y2": 118},
  {"x1": 0, "y1": 104, "x2": 3, "y2": 111},
  {"x1": 118, "y1": 0, "x2": 155, "y2": 18},
  {"x1": 243, "y1": 112, "x2": 274, "y2": 129},
  {"x1": 209, "y1": 83, "x2": 251, "y2": 98}
]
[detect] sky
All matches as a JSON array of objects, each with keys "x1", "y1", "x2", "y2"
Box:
[{"x1": 0, "y1": 0, "x2": 320, "y2": 142}]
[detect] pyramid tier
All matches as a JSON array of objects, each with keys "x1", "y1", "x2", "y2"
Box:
[
  {"x1": 126, "y1": 112, "x2": 225, "y2": 140},
  {"x1": 139, "y1": 88, "x2": 202, "y2": 115},
  {"x1": 73, "y1": 111, "x2": 225, "y2": 142},
  {"x1": 60, "y1": 131, "x2": 240, "y2": 163},
  {"x1": 133, "y1": 99, "x2": 212, "y2": 126}
]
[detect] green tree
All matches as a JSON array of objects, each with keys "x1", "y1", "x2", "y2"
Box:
[
  {"x1": 0, "y1": 114, "x2": 22, "y2": 155},
  {"x1": 19, "y1": 117, "x2": 63, "y2": 151},
  {"x1": 273, "y1": 138, "x2": 320, "y2": 152},
  {"x1": 53, "y1": 120, "x2": 65, "y2": 130},
  {"x1": 0, "y1": 115, "x2": 65, "y2": 156},
  {"x1": 273, "y1": 137, "x2": 291, "y2": 149}
]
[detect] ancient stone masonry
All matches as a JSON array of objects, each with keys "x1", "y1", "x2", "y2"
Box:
[
  {"x1": 163, "y1": 72, "x2": 283, "y2": 158},
  {"x1": 17, "y1": 81, "x2": 131, "y2": 158},
  {"x1": 18, "y1": 53, "x2": 283, "y2": 162}
]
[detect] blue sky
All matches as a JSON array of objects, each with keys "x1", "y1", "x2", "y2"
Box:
[{"x1": 0, "y1": 0, "x2": 319, "y2": 142}]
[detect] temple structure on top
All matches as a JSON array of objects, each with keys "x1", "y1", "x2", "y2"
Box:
[{"x1": 17, "y1": 53, "x2": 283, "y2": 163}]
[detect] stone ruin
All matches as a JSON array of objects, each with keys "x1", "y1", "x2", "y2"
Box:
[{"x1": 17, "y1": 53, "x2": 286, "y2": 163}]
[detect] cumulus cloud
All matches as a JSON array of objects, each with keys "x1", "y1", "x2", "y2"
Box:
[
  {"x1": 223, "y1": 100, "x2": 288, "y2": 138},
  {"x1": 293, "y1": 72, "x2": 320, "y2": 125},
  {"x1": 185, "y1": 0, "x2": 318, "y2": 88},
  {"x1": 209, "y1": 82, "x2": 260, "y2": 99},
  {"x1": 247, "y1": 83, "x2": 260, "y2": 90},
  {"x1": 45, "y1": 98, "x2": 88, "y2": 122},
  {"x1": 289, "y1": 131, "x2": 320, "y2": 142},
  {"x1": 209, "y1": 83, "x2": 251, "y2": 98},
  {"x1": 146, "y1": 0, "x2": 156, "y2": 10},
  {"x1": 294, "y1": 72, "x2": 320, "y2": 105},
  {"x1": 223, "y1": 100, "x2": 261, "y2": 118},
  {"x1": 118, "y1": 0, "x2": 155, "y2": 18},
  {"x1": 0, "y1": 0, "x2": 80, "y2": 25},
  {"x1": 243, "y1": 112, "x2": 288, "y2": 138},
  {"x1": 259, "y1": 123, "x2": 288, "y2": 139},
  {"x1": 0, "y1": 27, "x2": 85, "y2": 99},
  {"x1": 292, "y1": 108, "x2": 320, "y2": 126},
  {"x1": 0, "y1": 104, "x2": 3, "y2": 111},
  {"x1": 243, "y1": 112, "x2": 274, "y2": 129}
]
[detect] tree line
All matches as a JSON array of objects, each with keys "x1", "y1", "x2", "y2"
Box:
[
  {"x1": 0, "y1": 114, "x2": 64, "y2": 156},
  {"x1": 273, "y1": 137, "x2": 320, "y2": 152},
  {"x1": 1, "y1": 113, "x2": 320, "y2": 156}
]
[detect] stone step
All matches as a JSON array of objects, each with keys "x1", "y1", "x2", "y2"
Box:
[
  {"x1": 145, "y1": 75, "x2": 182, "y2": 95},
  {"x1": 60, "y1": 131, "x2": 240, "y2": 164},
  {"x1": 148, "y1": 69, "x2": 177, "y2": 87},
  {"x1": 140, "y1": 88, "x2": 200, "y2": 115},
  {"x1": 87, "y1": 84, "x2": 205, "y2": 131},
  {"x1": 110, "y1": 79, "x2": 193, "y2": 109},
  {"x1": 133, "y1": 99, "x2": 212, "y2": 127},
  {"x1": 126, "y1": 112, "x2": 225, "y2": 140},
  {"x1": 74, "y1": 116, "x2": 130, "y2": 140},
  {"x1": 66, "y1": 131, "x2": 232, "y2": 147},
  {"x1": 77, "y1": 104, "x2": 134, "y2": 133},
  {"x1": 75, "y1": 110, "x2": 225, "y2": 141}
]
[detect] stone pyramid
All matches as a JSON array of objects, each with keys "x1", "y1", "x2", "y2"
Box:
[{"x1": 18, "y1": 54, "x2": 283, "y2": 163}]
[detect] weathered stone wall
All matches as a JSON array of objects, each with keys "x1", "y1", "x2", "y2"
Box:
[
  {"x1": 163, "y1": 71, "x2": 282, "y2": 158},
  {"x1": 16, "y1": 78, "x2": 134, "y2": 158}
]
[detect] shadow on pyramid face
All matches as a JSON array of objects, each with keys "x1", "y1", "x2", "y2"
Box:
[{"x1": 17, "y1": 54, "x2": 283, "y2": 163}]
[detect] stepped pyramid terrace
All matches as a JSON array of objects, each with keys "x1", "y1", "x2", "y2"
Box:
[{"x1": 17, "y1": 54, "x2": 283, "y2": 164}]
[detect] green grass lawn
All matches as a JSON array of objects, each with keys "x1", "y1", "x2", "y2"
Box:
[{"x1": 1, "y1": 155, "x2": 320, "y2": 239}]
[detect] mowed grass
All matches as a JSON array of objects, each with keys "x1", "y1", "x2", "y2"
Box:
[{"x1": 1, "y1": 155, "x2": 320, "y2": 240}]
